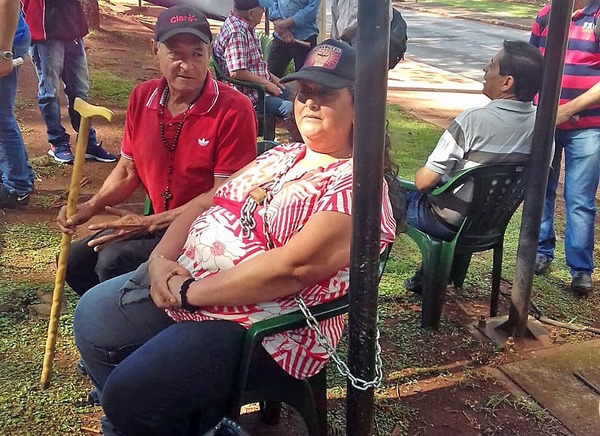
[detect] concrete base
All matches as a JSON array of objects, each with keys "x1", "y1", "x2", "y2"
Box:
[{"x1": 501, "y1": 340, "x2": 600, "y2": 435}]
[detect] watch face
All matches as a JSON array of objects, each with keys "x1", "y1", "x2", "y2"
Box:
[{"x1": 1, "y1": 51, "x2": 12, "y2": 60}]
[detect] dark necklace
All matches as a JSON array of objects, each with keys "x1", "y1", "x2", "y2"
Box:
[{"x1": 158, "y1": 85, "x2": 195, "y2": 210}]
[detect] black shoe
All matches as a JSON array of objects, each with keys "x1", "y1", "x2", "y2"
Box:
[
  {"x1": 404, "y1": 264, "x2": 423, "y2": 294},
  {"x1": 571, "y1": 272, "x2": 593, "y2": 296},
  {"x1": 534, "y1": 253, "x2": 552, "y2": 275},
  {"x1": 0, "y1": 186, "x2": 30, "y2": 209},
  {"x1": 87, "y1": 388, "x2": 101, "y2": 406}
]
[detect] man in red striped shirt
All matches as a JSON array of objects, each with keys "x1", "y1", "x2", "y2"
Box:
[{"x1": 530, "y1": 0, "x2": 600, "y2": 295}]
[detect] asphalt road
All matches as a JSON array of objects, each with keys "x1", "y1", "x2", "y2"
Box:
[{"x1": 401, "y1": 10, "x2": 530, "y2": 82}]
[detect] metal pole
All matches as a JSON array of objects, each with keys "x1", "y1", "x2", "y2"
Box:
[
  {"x1": 508, "y1": 0, "x2": 572, "y2": 337},
  {"x1": 346, "y1": 0, "x2": 390, "y2": 434}
]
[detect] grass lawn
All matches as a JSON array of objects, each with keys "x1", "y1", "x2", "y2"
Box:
[
  {"x1": 1, "y1": 96, "x2": 597, "y2": 434},
  {"x1": 415, "y1": 0, "x2": 541, "y2": 19}
]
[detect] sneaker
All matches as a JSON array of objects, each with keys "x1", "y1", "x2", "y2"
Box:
[
  {"x1": 0, "y1": 185, "x2": 30, "y2": 209},
  {"x1": 534, "y1": 253, "x2": 552, "y2": 275},
  {"x1": 48, "y1": 144, "x2": 74, "y2": 164},
  {"x1": 571, "y1": 272, "x2": 593, "y2": 296},
  {"x1": 404, "y1": 264, "x2": 423, "y2": 294},
  {"x1": 85, "y1": 142, "x2": 117, "y2": 163}
]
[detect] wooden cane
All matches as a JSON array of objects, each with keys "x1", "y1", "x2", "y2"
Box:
[{"x1": 41, "y1": 98, "x2": 113, "y2": 389}]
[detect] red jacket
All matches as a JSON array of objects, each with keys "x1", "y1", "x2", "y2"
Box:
[{"x1": 21, "y1": 0, "x2": 88, "y2": 42}]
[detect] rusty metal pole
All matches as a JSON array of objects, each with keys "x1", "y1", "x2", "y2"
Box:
[
  {"x1": 346, "y1": 0, "x2": 390, "y2": 434},
  {"x1": 509, "y1": 0, "x2": 572, "y2": 337}
]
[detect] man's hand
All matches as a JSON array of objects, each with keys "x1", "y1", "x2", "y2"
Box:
[
  {"x1": 278, "y1": 28, "x2": 294, "y2": 43},
  {"x1": 339, "y1": 24, "x2": 358, "y2": 44},
  {"x1": 265, "y1": 80, "x2": 283, "y2": 96},
  {"x1": 556, "y1": 103, "x2": 579, "y2": 125},
  {"x1": 85, "y1": 206, "x2": 154, "y2": 251},
  {"x1": 274, "y1": 18, "x2": 294, "y2": 35},
  {"x1": 57, "y1": 203, "x2": 96, "y2": 234},
  {"x1": 0, "y1": 57, "x2": 13, "y2": 78},
  {"x1": 148, "y1": 256, "x2": 190, "y2": 309}
]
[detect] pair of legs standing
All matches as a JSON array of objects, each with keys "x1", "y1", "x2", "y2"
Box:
[
  {"x1": 29, "y1": 38, "x2": 115, "y2": 164},
  {"x1": 537, "y1": 128, "x2": 600, "y2": 292},
  {"x1": 74, "y1": 266, "x2": 284, "y2": 435},
  {"x1": 0, "y1": 32, "x2": 34, "y2": 208}
]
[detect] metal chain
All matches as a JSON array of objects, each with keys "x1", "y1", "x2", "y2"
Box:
[{"x1": 294, "y1": 295, "x2": 383, "y2": 391}]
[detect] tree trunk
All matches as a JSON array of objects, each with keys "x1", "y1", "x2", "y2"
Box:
[{"x1": 83, "y1": 0, "x2": 101, "y2": 31}]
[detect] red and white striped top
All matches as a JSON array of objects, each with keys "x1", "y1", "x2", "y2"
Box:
[{"x1": 166, "y1": 143, "x2": 397, "y2": 379}]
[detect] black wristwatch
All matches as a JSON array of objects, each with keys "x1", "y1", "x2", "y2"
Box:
[
  {"x1": 1, "y1": 51, "x2": 13, "y2": 61},
  {"x1": 179, "y1": 277, "x2": 200, "y2": 312}
]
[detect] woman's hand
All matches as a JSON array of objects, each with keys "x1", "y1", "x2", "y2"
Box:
[{"x1": 148, "y1": 256, "x2": 190, "y2": 309}]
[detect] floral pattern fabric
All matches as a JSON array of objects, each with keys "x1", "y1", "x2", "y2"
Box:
[{"x1": 166, "y1": 143, "x2": 397, "y2": 379}]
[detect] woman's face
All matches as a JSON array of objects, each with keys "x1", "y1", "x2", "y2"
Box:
[{"x1": 294, "y1": 79, "x2": 354, "y2": 157}]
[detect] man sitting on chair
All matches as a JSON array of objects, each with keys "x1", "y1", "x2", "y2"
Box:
[
  {"x1": 404, "y1": 40, "x2": 544, "y2": 293},
  {"x1": 213, "y1": 0, "x2": 293, "y2": 119},
  {"x1": 57, "y1": 5, "x2": 257, "y2": 296}
]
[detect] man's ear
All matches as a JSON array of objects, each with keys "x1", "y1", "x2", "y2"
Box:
[
  {"x1": 151, "y1": 39, "x2": 159, "y2": 58},
  {"x1": 502, "y1": 75, "x2": 515, "y2": 94}
]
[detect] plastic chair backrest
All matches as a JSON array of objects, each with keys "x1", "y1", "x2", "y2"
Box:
[{"x1": 450, "y1": 163, "x2": 527, "y2": 250}]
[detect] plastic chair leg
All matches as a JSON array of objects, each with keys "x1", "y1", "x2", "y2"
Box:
[
  {"x1": 450, "y1": 253, "x2": 472, "y2": 289},
  {"x1": 263, "y1": 115, "x2": 276, "y2": 140},
  {"x1": 489, "y1": 243, "x2": 503, "y2": 317},
  {"x1": 420, "y1": 244, "x2": 454, "y2": 329},
  {"x1": 259, "y1": 401, "x2": 280, "y2": 425}
]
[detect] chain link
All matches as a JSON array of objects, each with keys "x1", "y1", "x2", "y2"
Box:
[{"x1": 294, "y1": 295, "x2": 383, "y2": 391}]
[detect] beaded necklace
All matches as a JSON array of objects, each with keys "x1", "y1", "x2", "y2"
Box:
[{"x1": 158, "y1": 85, "x2": 197, "y2": 210}]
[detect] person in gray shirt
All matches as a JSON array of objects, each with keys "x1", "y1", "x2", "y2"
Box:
[{"x1": 403, "y1": 40, "x2": 544, "y2": 293}]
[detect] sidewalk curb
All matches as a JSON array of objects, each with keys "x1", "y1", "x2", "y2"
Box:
[{"x1": 399, "y1": 3, "x2": 532, "y2": 32}]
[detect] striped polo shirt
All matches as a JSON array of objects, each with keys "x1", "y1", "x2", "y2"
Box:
[
  {"x1": 426, "y1": 99, "x2": 535, "y2": 226},
  {"x1": 530, "y1": 0, "x2": 600, "y2": 130}
]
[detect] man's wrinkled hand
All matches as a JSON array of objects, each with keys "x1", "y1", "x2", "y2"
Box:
[
  {"x1": 86, "y1": 206, "x2": 152, "y2": 251},
  {"x1": 57, "y1": 203, "x2": 95, "y2": 234},
  {"x1": 265, "y1": 81, "x2": 283, "y2": 95},
  {"x1": 148, "y1": 256, "x2": 189, "y2": 309}
]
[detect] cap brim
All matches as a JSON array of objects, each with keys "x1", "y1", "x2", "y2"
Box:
[
  {"x1": 159, "y1": 28, "x2": 212, "y2": 44},
  {"x1": 280, "y1": 69, "x2": 353, "y2": 89}
]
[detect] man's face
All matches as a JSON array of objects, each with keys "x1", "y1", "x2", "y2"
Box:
[
  {"x1": 154, "y1": 34, "x2": 210, "y2": 96},
  {"x1": 482, "y1": 50, "x2": 509, "y2": 100},
  {"x1": 248, "y1": 7, "x2": 265, "y2": 28}
]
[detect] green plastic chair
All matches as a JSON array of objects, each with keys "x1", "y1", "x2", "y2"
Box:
[
  {"x1": 399, "y1": 163, "x2": 528, "y2": 329},
  {"x1": 227, "y1": 245, "x2": 393, "y2": 436},
  {"x1": 211, "y1": 52, "x2": 276, "y2": 141}
]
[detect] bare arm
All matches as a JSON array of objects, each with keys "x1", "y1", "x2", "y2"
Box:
[
  {"x1": 230, "y1": 69, "x2": 283, "y2": 95},
  {"x1": 0, "y1": 0, "x2": 19, "y2": 78},
  {"x1": 160, "y1": 211, "x2": 352, "y2": 309},
  {"x1": 556, "y1": 82, "x2": 600, "y2": 124},
  {"x1": 414, "y1": 166, "x2": 442, "y2": 191}
]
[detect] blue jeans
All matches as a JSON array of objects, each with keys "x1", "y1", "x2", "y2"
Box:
[
  {"x1": 538, "y1": 128, "x2": 600, "y2": 275},
  {"x1": 406, "y1": 190, "x2": 457, "y2": 241},
  {"x1": 74, "y1": 266, "x2": 284, "y2": 435},
  {"x1": 29, "y1": 38, "x2": 97, "y2": 148},
  {"x1": 264, "y1": 86, "x2": 293, "y2": 118},
  {"x1": 0, "y1": 34, "x2": 34, "y2": 195}
]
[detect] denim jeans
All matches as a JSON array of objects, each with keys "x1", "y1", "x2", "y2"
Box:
[
  {"x1": 74, "y1": 265, "x2": 285, "y2": 435},
  {"x1": 406, "y1": 190, "x2": 457, "y2": 241},
  {"x1": 537, "y1": 128, "x2": 600, "y2": 275},
  {"x1": 0, "y1": 34, "x2": 35, "y2": 195},
  {"x1": 263, "y1": 85, "x2": 293, "y2": 118},
  {"x1": 29, "y1": 38, "x2": 97, "y2": 148}
]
